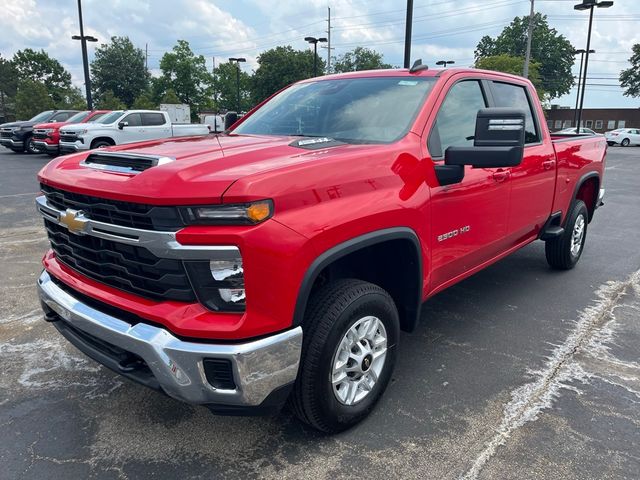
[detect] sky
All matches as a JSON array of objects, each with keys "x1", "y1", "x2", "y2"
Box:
[{"x1": 0, "y1": 0, "x2": 638, "y2": 108}]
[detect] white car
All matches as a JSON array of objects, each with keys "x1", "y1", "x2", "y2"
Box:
[
  {"x1": 58, "y1": 110, "x2": 209, "y2": 154},
  {"x1": 605, "y1": 128, "x2": 640, "y2": 147},
  {"x1": 555, "y1": 127, "x2": 597, "y2": 135}
]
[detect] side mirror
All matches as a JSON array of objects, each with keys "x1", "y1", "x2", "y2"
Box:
[
  {"x1": 118, "y1": 121, "x2": 128, "y2": 130},
  {"x1": 435, "y1": 108, "x2": 526, "y2": 186},
  {"x1": 224, "y1": 111, "x2": 238, "y2": 130}
]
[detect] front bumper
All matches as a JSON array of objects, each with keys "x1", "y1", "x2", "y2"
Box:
[
  {"x1": 59, "y1": 140, "x2": 87, "y2": 153},
  {"x1": 33, "y1": 140, "x2": 59, "y2": 154},
  {"x1": 38, "y1": 270, "x2": 303, "y2": 412},
  {"x1": 0, "y1": 138, "x2": 24, "y2": 149}
]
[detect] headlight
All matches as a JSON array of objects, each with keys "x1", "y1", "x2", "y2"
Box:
[
  {"x1": 184, "y1": 251, "x2": 246, "y2": 312},
  {"x1": 180, "y1": 200, "x2": 273, "y2": 225},
  {"x1": 43, "y1": 128, "x2": 55, "y2": 134}
]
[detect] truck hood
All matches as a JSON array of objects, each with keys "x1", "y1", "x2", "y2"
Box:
[
  {"x1": 0, "y1": 120, "x2": 38, "y2": 128},
  {"x1": 60, "y1": 122, "x2": 109, "y2": 133},
  {"x1": 38, "y1": 134, "x2": 367, "y2": 205},
  {"x1": 34, "y1": 121, "x2": 68, "y2": 131}
]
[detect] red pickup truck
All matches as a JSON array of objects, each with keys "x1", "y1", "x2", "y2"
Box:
[
  {"x1": 32, "y1": 110, "x2": 110, "y2": 156},
  {"x1": 36, "y1": 67, "x2": 606, "y2": 432}
]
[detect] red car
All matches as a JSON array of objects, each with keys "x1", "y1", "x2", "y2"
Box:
[
  {"x1": 32, "y1": 110, "x2": 110, "y2": 156},
  {"x1": 36, "y1": 67, "x2": 606, "y2": 432}
]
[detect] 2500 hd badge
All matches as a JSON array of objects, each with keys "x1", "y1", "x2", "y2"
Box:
[{"x1": 437, "y1": 225, "x2": 471, "y2": 242}]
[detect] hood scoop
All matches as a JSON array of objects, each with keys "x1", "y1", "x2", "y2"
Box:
[{"x1": 80, "y1": 152, "x2": 175, "y2": 175}]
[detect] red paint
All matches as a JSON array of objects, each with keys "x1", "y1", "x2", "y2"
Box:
[
  {"x1": 38, "y1": 69, "x2": 606, "y2": 340},
  {"x1": 33, "y1": 110, "x2": 110, "y2": 149}
]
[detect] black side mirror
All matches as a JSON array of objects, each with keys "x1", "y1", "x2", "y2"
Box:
[
  {"x1": 224, "y1": 111, "x2": 238, "y2": 130},
  {"x1": 435, "y1": 108, "x2": 526, "y2": 186},
  {"x1": 118, "y1": 121, "x2": 128, "y2": 130}
]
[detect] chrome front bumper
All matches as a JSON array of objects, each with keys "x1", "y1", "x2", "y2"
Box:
[
  {"x1": 38, "y1": 270, "x2": 303, "y2": 407},
  {"x1": 597, "y1": 188, "x2": 605, "y2": 208},
  {"x1": 59, "y1": 140, "x2": 86, "y2": 153},
  {"x1": 33, "y1": 140, "x2": 58, "y2": 153}
]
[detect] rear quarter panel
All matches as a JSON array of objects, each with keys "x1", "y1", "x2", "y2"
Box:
[{"x1": 551, "y1": 135, "x2": 607, "y2": 221}]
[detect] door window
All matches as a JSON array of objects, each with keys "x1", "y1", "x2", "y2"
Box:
[
  {"x1": 122, "y1": 113, "x2": 142, "y2": 126},
  {"x1": 142, "y1": 113, "x2": 167, "y2": 126},
  {"x1": 428, "y1": 80, "x2": 487, "y2": 158},
  {"x1": 491, "y1": 82, "x2": 540, "y2": 144},
  {"x1": 51, "y1": 112, "x2": 71, "y2": 122}
]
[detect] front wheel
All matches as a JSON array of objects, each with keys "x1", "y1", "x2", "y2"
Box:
[
  {"x1": 545, "y1": 200, "x2": 588, "y2": 270},
  {"x1": 621, "y1": 138, "x2": 630, "y2": 147},
  {"x1": 91, "y1": 140, "x2": 113, "y2": 149},
  {"x1": 290, "y1": 279, "x2": 400, "y2": 433},
  {"x1": 25, "y1": 136, "x2": 39, "y2": 154}
]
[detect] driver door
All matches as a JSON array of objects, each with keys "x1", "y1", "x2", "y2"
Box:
[
  {"x1": 118, "y1": 113, "x2": 145, "y2": 144},
  {"x1": 426, "y1": 79, "x2": 511, "y2": 291}
]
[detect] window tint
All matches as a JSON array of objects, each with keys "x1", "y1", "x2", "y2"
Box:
[
  {"x1": 122, "y1": 113, "x2": 142, "y2": 126},
  {"x1": 52, "y1": 112, "x2": 72, "y2": 122},
  {"x1": 428, "y1": 80, "x2": 487, "y2": 158},
  {"x1": 141, "y1": 113, "x2": 166, "y2": 126},
  {"x1": 491, "y1": 82, "x2": 540, "y2": 143},
  {"x1": 66, "y1": 111, "x2": 90, "y2": 123}
]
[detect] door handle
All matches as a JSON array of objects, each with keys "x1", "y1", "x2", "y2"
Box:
[
  {"x1": 542, "y1": 160, "x2": 556, "y2": 170},
  {"x1": 492, "y1": 170, "x2": 510, "y2": 182}
]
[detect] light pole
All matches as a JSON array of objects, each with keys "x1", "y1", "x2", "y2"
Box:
[
  {"x1": 573, "y1": 0, "x2": 613, "y2": 133},
  {"x1": 573, "y1": 49, "x2": 595, "y2": 127},
  {"x1": 304, "y1": 37, "x2": 327, "y2": 77},
  {"x1": 228, "y1": 57, "x2": 246, "y2": 112},
  {"x1": 436, "y1": 60, "x2": 455, "y2": 68},
  {"x1": 72, "y1": 0, "x2": 98, "y2": 109},
  {"x1": 403, "y1": 0, "x2": 414, "y2": 68}
]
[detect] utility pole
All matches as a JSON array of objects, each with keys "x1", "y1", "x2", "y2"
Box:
[
  {"x1": 403, "y1": 0, "x2": 414, "y2": 68},
  {"x1": 145, "y1": 43, "x2": 148, "y2": 71},
  {"x1": 523, "y1": 0, "x2": 535, "y2": 78},
  {"x1": 323, "y1": 7, "x2": 335, "y2": 74},
  {"x1": 72, "y1": 0, "x2": 98, "y2": 110}
]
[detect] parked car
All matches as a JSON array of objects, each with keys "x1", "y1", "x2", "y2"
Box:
[
  {"x1": 554, "y1": 127, "x2": 597, "y2": 135},
  {"x1": 605, "y1": 128, "x2": 640, "y2": 146},
  {"x1": 0, "y1": 110, "x2": 79, "y2": 153},
  {"x1": 58, "y1": 110, "x2": 209, "y2": 153},
  {"x1": 32, "y1": 110, "x2": 111, "y2": 156},
  {"x1": 36, "y1": 67, "x2": 606, "y2": 432}
]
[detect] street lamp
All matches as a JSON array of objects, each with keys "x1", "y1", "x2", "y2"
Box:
[
  {"x1": 573, "y1": 48, "x2": 595, "y2": 127},
  {"x1": 72, "y1": 0, "x2": 98, "y2": 109},
  {"x1": 228, "y1": 57, "x2": 246, "y2": 112},
  {"x1": 436, "y1": 60, "x2": 455, "y2": 68},
  {"x1": 573, "y1": 0, "x2": 613, "y2": 133},
  {"x1": 304, "y1": 36, "x2": 327, "y2": 77}
]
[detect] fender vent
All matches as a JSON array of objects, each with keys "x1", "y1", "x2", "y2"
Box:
[{"x1": 80, "y1": 152, "x2": 175, "y2": 174}]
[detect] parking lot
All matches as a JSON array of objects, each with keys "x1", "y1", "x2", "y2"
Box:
[{"x1": 1, "y1": 147, "x2": 639, "y2": 479}]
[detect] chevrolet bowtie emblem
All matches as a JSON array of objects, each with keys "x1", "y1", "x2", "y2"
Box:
[{"x1": 59, "y1": 208, "x2": 88, "y2": 234}]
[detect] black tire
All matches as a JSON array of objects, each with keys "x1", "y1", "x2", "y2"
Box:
[
  {"x1": 607, "y1": 141, "x2": 615, "y2": 146},
  {"x1": 545, "y1": 200, "x2": 588, "y2": 270},
  {"x1": 621, "y1": 138, "x2": 630, "y2": 147},
  {"x1": 92, "y1": 140, "x2": 113, "y2": 149},
  {"x1": 290, "y1": 279, "x2": 400, "y2": 433},
  {"x1": 25, "y1": 136, "x2": 39, "y2": 154}
]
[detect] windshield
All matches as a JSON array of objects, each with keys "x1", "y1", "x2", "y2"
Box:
[
  {"x1": 88, "y1": 112, "x2": 107, "y2": 122},
  {"x1": 65, "y1": 111, "x2": 90, "y2": 123},
  {"x1": 29, "y1": 111, "x2": 54, "y2": 122},
  {"x1": 96, "y1": 111, "x2": 124, "y2": 124},
  {"x1": 234, "y1": 77, "x2": 436, "y2": 144}
]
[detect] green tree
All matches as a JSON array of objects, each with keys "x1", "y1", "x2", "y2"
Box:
[
  {"x1": 11, "y1": 49, "x2": 73, "y2": 106},
  {"x1": 91, "y1": 36, "x2": 149, "y2": 107},
  {"x1": 132, "y1": 91, "x2": 157, "y2": 109},
  {"x1": 620, "y1": 44, "x2": 640, "y2": 98},
  {"x1": 213, "y1": 61, "x2": 252, "y2": 112},
  {"x1": 154, "y1": 40, "x2": 213, "y2": 120},
  {"x1": 95, "y1": 90, "x2": 126, "y2": 110},
  {"x1": 333, "y1": 47, "x2": 392, "y2": 73},
  {"x1": 15, "y1": 79, "x2": 54, "y2": 119},
  {"x1": 476, "y1": 54, "x2": 545, "y2": 99},
  {"x1": 475, "y1": 14, "x2": 575, "y2": 99},
  {"x1": 159, "y1": 88, "x2": 181, "y2": 104},
  {"x1": 0, "y1": 55, "x2": 18, "y2": 121},
  {"x1": 251, "y1": 46, "x2": 325, "y2": 104}
]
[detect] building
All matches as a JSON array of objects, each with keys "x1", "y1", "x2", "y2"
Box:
[{"x1": 544, "y1": 108, "x2": 640, "y2": 133}]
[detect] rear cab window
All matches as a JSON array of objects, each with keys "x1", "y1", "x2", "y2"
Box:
[
  {"x1": 142, "y1": 113, "x2": 167, "y2": 126},
  {"x1": 491, "y1": 81, "x2": 541, "y2": 144}
]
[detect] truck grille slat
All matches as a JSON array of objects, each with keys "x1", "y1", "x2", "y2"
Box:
[
  {"x1": 41, "y1": 184, "x2": 185, "y2": 231},
  {"x1": 44, "y1": 219, "x2": 195, "y2": 302}
]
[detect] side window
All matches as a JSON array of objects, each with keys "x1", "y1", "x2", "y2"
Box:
[
  {"x1": 52, "y1": 112, "x2": 70, "y2": 122},
  {"x1": 428, "y1": 80, "x2": 487, "y2": 158},
  {"x1": 491, "y1": 82, "x2": 540, "y2": 144},
  {"x1": 142, "y1": 113, "x2": 166, "y2": 126},
  {"x1": 122, "y1": 113, "x2": 142, "y2": 126}
]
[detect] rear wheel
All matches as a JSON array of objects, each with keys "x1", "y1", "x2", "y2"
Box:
[
  {"x1": 621, "y1": 138, "x2": 630, "y2": 147},
  {"x1": 290, "y1": 279, "x2": 399, "y2": 433},
  {"x1": 545, "y1": 200, "x2": 588, "y2": 270}
]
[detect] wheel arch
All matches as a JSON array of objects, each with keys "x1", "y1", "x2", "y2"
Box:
[
  {"x1": 293, "y1": 227, "x2": 423, "y2": 333},
  {"x1": 572, "y1": 171, "x2": 600, "y2": 222},
  {"x1": 90, "y1": 136, "x2": 115, "y2": 148}
]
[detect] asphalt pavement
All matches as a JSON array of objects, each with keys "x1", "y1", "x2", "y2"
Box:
[{"x1": 1, "y1": 146, "x2": 639, "y2": 479}]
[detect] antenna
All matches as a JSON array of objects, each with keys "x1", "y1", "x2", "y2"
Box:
[{"x1": 409, "y1": 59, "x2": 429, "y2": 73}]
